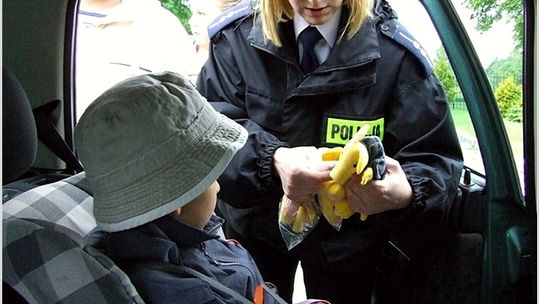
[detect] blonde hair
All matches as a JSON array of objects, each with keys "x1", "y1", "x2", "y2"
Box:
[
  {"x1": 218, "y1": 0, "x2": 243, "y2": 11},
  {"x1": 258, "y1": 0, "x2": 373, "y2": 47}
]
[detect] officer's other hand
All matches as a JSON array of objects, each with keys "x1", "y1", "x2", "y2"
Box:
[{"x1": 344, "y1": 156, "x2": 413, "y2": 216}]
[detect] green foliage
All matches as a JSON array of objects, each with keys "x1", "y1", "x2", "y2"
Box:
[
  {"x1": 463, "y1": 0, "x2": 523, "y2": 49},
  {"x1": 486, "y1": 49, "x2": 522, "y2": 87},
  {"x1": 159, "y1": 0, "x2": 192, "y2": 32},
  {"x1": 433, "y1": 48, "x2": 460, "y2": 105},
  {"x1": 494, "y1": 76, "x2": 522, "y2": 122}
]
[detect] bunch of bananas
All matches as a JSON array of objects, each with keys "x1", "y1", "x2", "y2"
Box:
[
  {"x1": 279, "y1": 196, "x2": 319, "y2": 234},
  {"x1": 318, "y1": 125, "x2": 373, "y2": 227}
]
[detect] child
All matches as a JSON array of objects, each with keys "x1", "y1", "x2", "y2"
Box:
[{"x1": 74, "y1": 71, "x2": 286, "y2": 303}]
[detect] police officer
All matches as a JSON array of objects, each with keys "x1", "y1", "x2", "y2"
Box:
[{"x1": 197, "y1": 0, "x2": 463, "y2": 303}]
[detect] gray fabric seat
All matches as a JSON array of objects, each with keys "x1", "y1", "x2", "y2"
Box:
[
  {"x1": 1, "y1": 66, "x2": 143, "y2": 303},
  {"x1": 3, "y1": 173, "x2": 144, "y2": 304}
]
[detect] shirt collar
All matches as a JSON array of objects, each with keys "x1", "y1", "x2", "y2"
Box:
[{"x1": 294, "y1": 7, "x2": 342, "y2": 47}]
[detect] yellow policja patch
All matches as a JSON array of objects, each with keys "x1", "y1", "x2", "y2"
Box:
[{"x1": 325, "y1": 117, "x2": 384, "y2": 145}]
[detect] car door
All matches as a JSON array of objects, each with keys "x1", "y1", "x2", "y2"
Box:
[{"x1": 388, "y1": 0, "x2": 536, "y2": 303}]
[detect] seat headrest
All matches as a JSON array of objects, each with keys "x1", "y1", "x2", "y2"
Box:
[{"x1": 2, "y1": 66, "x2": 38, "y2": 184}]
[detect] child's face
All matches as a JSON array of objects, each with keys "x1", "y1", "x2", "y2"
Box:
[
  {"x1": 287, "y1": 0, "x2": 343, "y2": 25},
  {"x1": 171, "y1": 181, "x2": 220, "y2": 229}
]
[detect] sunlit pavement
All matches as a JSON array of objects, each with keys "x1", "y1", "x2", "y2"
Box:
[{"x1": 293, "y1": 265, "x2": 306, "y2": 302}]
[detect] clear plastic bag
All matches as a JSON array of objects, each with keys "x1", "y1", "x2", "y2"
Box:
[{"x1": 278, "y1": 195, "x2": 321, "y2": 250}]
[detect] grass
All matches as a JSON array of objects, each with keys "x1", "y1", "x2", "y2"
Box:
[
  {"x1": 450, "y1": 108, "x2": 524, "y2": 182},
  {"x1": 450, "y1": 109, "x2": 523, "y2": 157},
  {"x1": 450, "y1": 108, "x2": 475, "y2": 136}
]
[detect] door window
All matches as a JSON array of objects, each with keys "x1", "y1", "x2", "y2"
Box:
[{"x1": 387, "y1": 0, "x2": 524, "y2": 192}]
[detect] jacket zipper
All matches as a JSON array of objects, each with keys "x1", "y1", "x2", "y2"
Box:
[{"x1": 199, "y1": 243, "x2": 258, "y2": 279}]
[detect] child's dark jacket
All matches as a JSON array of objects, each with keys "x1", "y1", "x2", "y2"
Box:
[{"x1": 104, "y1": 215, "x2": 270, "y2": 303}]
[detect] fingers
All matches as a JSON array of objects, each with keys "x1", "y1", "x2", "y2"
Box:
[
  {"x1": 344, "y1": 158, "x2": 413, "y2": 215},
  {"x1": 383, "y1": 156, "x2": 400, "y2": 172},
  {"x1": 345, "y1": 178, "x2": 375, "y2": 215},
  {"x1": 308, "y1": 160, "x2": 336, "y2": 172},
  {"x1": 274, "y1": 146, "x2": 334, "y2": 202}
]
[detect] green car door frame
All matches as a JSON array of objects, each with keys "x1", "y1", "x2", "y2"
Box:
[{"x1": 421, "y1": 0, "x2": 536, "y2": 302}]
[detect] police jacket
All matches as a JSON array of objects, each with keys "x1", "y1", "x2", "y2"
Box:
[
  {"x1": 197, "y1": 4, "x2": 464, "y2": 270},
  {"x1": 105, "y1": 216, "x2": 283, "y2": 303}
]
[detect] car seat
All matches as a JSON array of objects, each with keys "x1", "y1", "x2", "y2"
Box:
[
  {"x1": 2, "y1": 66, "x2": 83, "y2": 203},
  {"x1": 2, "y1": 66, "x2": 38, "y2": 185},
  {"x1": 3, "y1": 173, "x2": 144, "y2": 304},
  {"x1": 2, "y1": 66, "x2": 144, "y2": 304}
]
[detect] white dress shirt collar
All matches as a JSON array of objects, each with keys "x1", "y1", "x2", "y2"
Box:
[{"x1": 293, "y1": 7, "x2": 341, "y2": 47}]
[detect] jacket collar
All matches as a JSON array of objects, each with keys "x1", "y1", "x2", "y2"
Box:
[
  {"x1": 105, "y1": 215, "x2": 221, "y2": 264},
  {"x1": 248, "y1": 8, "x2": 381, "y2": 72},
  {"x1": 156, "y1": 215, "x2": 222, "y2": 246}
]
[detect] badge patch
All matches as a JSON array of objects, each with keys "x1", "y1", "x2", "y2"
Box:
[{"x1": 325, "y1": 117, "x2": 384, "y2": 145}]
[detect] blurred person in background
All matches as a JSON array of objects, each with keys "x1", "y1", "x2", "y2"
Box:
[
  {"x1": 76, "y1": 0, "x2": 199, "y2": 120},
  {"x1": 188, "y1": 0, "x2": 242, "y2": 70}
]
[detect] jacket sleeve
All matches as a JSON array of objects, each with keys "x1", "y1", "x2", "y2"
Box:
[
  {"x1": 196, "y1": 35, "x2": 288, "y2": 209},
  {"x1": 379, "y1": 53, "x2": 464, "y2": 232}
]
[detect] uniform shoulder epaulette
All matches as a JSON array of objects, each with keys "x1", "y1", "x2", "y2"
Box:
[
  {"x1": 379, "y1": 18, "x2": 434, "y2": 76},
  {"x1": 208, "y1": 0, "x2": 254, "y2": 39}
]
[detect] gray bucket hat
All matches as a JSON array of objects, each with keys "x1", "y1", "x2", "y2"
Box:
[{"x1": 75, "y1": 72, "x2": 247, "y2": 232}]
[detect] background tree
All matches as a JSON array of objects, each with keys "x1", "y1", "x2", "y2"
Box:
[
  {"x1": 463, "y1": 0, "x2": 522, "y2": 48},
  {"x1": 494, "y1": 76, "x2": 522, "y2": 122},
  {"x1": 160, "y1": 0, "x2": 192, "y2": 32},
  {"x1": 485, "y1": 49, "x2": 523, "y2": 87},
  {"x1": 433, "y1": 47, "x2": 461, "y2": 107}
]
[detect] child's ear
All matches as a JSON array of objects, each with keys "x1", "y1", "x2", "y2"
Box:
[{"x1": 170, "y1": 208, "x2": 182, "y2": 219}]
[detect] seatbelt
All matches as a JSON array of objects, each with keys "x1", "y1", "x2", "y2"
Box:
[
  {"x1": 147, "y1": 262, "x2": 254, "y2": 304},
  {"x1": 33, "y1": 99, "x2": 83, "y2": 173},
  {"x1": 146, "y1": 262, "x2": 323, "y2": 304}
]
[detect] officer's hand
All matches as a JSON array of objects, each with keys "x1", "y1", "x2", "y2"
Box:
[
  {"x1": 345, "y1": 157, "x2": 413, "y2": 216},
  {"x1": 273, "y1": 147, "x2": 333, "y2": 203}
]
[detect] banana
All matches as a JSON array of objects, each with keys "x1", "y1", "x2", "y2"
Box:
[
  {"x1": 360, "y1": 213, "x2": 369, "y2": 221},
  {"x1": 323, "y1": 181, "x2": 346, "y2": 201},
  {"x1": 279, "y1": 198, "x2": 298, "y2": 226},
  {"x1": 292, "y1": 206, "x2": 306, "y2": 233},
  {"x1": 321, "y1": 146, "x2": 343, "y2": 161},
  {"x1": 356, "y1": 142, "x2": 369, "y2": 175},
  {"x1": 303, "y1": 201, "x2": 318, "y2": 226},
  {"x1": 318, "y1": 189, "x2": 342, "y2": 227},
  {"x1": 330, "y1": 125, "x2": 371, "y2": 185},
  {"x1": 318, "y1": 124, "x2": 374, "y2": 227},
  {"x1": 359, "y1": 167, "x2": 374, "y2": 185},
  {"x1": 346, "y1": 124, "x2": 370, "y2": 148},
  {"x1": 334, "y1": 199, "x2": 354, "y2": 219},
  {"x1": 330, "y1": 141, "x2": 361, "y2": 185}
]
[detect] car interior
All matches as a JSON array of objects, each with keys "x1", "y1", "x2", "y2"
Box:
[{"x1": 2, "y1": 0, "x2": 536, "y2": 303}]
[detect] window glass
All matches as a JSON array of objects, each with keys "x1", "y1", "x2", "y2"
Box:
[{"x1": 387, "y1": 0, "x2": 524, "y2": 190}]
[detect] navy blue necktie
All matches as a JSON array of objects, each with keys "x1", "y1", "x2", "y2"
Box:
[{"x1": 298, "y1": 26, "x2": 323, "y2": 74}]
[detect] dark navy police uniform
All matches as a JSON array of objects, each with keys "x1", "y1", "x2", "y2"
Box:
[{"x1": 197, "y1": 1, "x2": 463, "y2": 303}]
